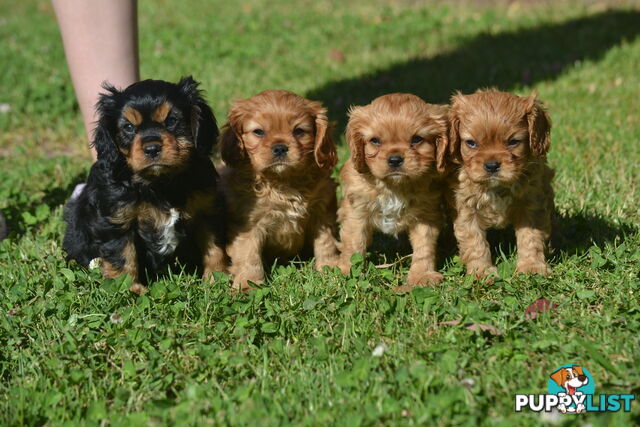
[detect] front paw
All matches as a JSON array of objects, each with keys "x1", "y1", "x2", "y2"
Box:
[
  {"x1": 338, "y1": 259, "x2": 352, "y2": 275},
  {"x1": 231, "y1": 282, "x2": 256, "y2": 294},
  {"x1": 394, "y1": 270, "x2": 443, "y2": 294},
  {"x1": 516, "y1": 261, "x2": 551, "y2": 276},
  {"x1": 466, "y1": 264, "x2": 498, "y2": 281},
  {"x1": 407, "y1": 268, "x2": 444, "y2": 287},
  {"x1": 203, "y1": 265, "x2": 228, "y2": 283},
  {"x1": 130, "y1": 282, "x2": 148, "y2": 295},
  {"x1": 315, "y1": 255, "x2": 339, "y2": 272},
  {"x1": 231, "y1": 274, "x2": 262, "y2": 294}
]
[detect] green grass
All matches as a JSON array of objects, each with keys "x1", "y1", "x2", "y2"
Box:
[{"x1": 1, "y1": 0, "x2": 640, "y2": 424}]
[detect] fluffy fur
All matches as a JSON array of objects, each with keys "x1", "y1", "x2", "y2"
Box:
[
  {"x1": 443, "y1": 89, "x2": 554, "y2": 278},
  {"x1": 220, "y1": 90, "x2": 339, "y2": 291},
  {"x1": 338, "y1": 93, "x2": 448, "y2": 289},
  {"x1": 63, "y1": 77, "x2": 226, "y2": 294}
]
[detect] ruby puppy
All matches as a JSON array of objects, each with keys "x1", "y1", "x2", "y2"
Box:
[
  {"x1": 338, "y1": 93, "x2": 448, "y2": 288},
  {"x1": 444, "y1": 89, "x2": 554, "y2": 278},
  {"x1": 220, "y1": 90, "x2": 339, "y2": 291}
]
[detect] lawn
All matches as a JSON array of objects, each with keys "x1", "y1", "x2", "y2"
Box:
[{"x1": 1, "y1": 0, "x2": 639, "y2": 424}]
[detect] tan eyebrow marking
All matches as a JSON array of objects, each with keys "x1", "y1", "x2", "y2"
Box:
[
  {"x1": 151, "y1": 101, "x2": 172, "y2": 123},
  {"x1": 123, "y1": 107, "x2": 142, "y2": 126}
]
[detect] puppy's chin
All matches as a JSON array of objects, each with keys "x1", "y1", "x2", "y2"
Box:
[
  {"x1": 371, "y1": 164, "x2": 435, "y2": 185},
  {"x1": 133, "y1": 163, "x2": 186, "y2": 182},
  {"x1": 381, "y1": 172, "x2": 410, "y2": 184},
  {"x1": 257, "y1": 161, "x2": 296, "y2": 176},
  {"x1": 255, "y1": 153, "x2": 308, "y2": 176}
]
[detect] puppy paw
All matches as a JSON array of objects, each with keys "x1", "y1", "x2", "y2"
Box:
[
  {"x1": 202, "y1": 266, "x2": 228, "y2": 283},
  {"x1": 516, "y1": 261, "x2": 551, "y2": 276},
  {"x1": 407, "y1": 269, "x2": 444, "y2": 286},
  {"x1": 338, "y1": 259, "x2": 352, "y2": 276},
  {"x1": 231, "y1": 275, "x2": 262, "y2": 294},
  {"x1": 231, "y1": 283, "x2": 255, "y2": 295},
  {"x1": 314, "y1": 255, "x2": 339, "y2": 272},
  {"x1": 394, "y1": 271, "x2": 443, "y2": 294},
  {"x1": 129, "y1": 282, "x2": 148, "y2": 295},
  {"x1": 467, "y1": 264, "x2": 498, "y2": 281}
]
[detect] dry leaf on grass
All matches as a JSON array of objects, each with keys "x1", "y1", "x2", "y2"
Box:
[{"x1": 525, "y1": 298, "x2": 558, "y2": 320}]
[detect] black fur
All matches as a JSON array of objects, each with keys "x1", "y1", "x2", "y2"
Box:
[{"x1": 63, "y1": 77, "x2": 225, "y2": 284}]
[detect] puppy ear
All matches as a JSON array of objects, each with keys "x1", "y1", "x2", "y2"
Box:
[
  {"x1": 527, "y1": 92, "x2": 551, "y2": 157},
  {"x1": 433, "y1": 105, "x2": 450, "y2": 173},
  {"x1": 220, "y1": 110, "x2": 245, "y2": 166},
  {"x1": 178, "y1": 76, "x2": 219, "y2": 156},
  {"x1": 573, "y1": 366, "x2": 584, "y2": 376},
  {"x1": 312, "y1": 105, "x2": 337, "y2": 170},
  {"x1": 92, "y1": 83, "x2": 121, "y2": 165},
  {"x1": 446, "y1": 96, "x2": 464, "y2": 167},
  {"x1": 346, "y1": 106, "x2": 368, "y2": 173},
  {"x1": 549, "y1": 369, "x2": 565, "y2": 387}
]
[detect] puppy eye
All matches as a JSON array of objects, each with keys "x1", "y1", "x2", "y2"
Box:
[
  {"x1": 293, "y1": 128, "x2": 305, "y2": 137},
  {"x1": 465, "y1": 139, "x2": 477, "y2": 148},
  {"x1": 507, "y1": 139, "x2": 520, "y2": 147},
  {"x1": 123, "y1": 123, "x2": 135, "y2": 133},
  {"x1": 370, "y1": 137, "x2": 381, "y2": 145},
  {"x1": 165, "y1": 116, "x2": 178, "y2": 127},
  {"x1": 411, "y1": 135, "x2": 423, "y2": 145},
  {"x1": 252, "y1": 129, "x2": 265, "y2": 137}
]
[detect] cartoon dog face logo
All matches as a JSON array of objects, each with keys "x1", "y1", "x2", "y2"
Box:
[
  {"x1": 550, "y1": 365, "x2": 589, "y2": 395},
  {"x1": 549, "y1": 365, "x2": 591, "y2": 413}
]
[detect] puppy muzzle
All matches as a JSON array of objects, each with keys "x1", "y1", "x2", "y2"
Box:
[
  {"x1": 141, "y1": 133, "x2": 163, "y2": 159},
  {"x1": 272, "y1": 144, "x2": 288, "y2": 160}
]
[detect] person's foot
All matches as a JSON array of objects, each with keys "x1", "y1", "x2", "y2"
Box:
[{"x1": 0, "y1": 211, "x2": 7, "y2": 240}]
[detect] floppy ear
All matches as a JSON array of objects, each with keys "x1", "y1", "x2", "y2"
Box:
[
  {"x1": 433, "y1": 105, "x2": 450, "y2": 173},
  {"x1": 527, "y1": 92, "x2": 551, "y2": 157},
  {"x1": 220, "y1": 109, "x2": 245, "y2": 166},
  {"x1": 312, "y1": 105, "x2": 337, "y2": 170},
  {"x1": 345, "y1": 106, "x2": 368, "y2": 173},
  {"x1": 445, "y1": 102, "x2": 463, "y2": 167},
  {"x1": 549, "y1": 369, "x2": 565, "y2": 387},
  {"x1": 178, "y1": 76, "x2": 219, "y2": 156},
  {"x1": 573, "y1": 366, "x2": 584, "y2": 376},
  {"x1": 92, "y1": 83, "x2": 122, "y2": 165}
]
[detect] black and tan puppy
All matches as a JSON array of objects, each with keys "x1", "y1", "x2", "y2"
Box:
[{"x1": 63, "y1": 77, "x2": 226, "y2": 294}]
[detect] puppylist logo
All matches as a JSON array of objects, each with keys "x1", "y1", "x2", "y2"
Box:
[{"x1": 515, "y1": 364, "x2": 635, "y2": 414}]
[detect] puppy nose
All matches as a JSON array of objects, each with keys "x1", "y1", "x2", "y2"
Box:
[
  {"x1": 388, "y1": 155, "x2": 404, "y2": 168},
  {"x1": 578, "y1": 375, "x2": 587, "y2": 382},
  {"x1": 143, "y1": 143, "x2": 162, "y2": 158},
  {"x1": 484, "y1": 161, "x2": 501, "y2": 173},
  {"x1": 272, "y1": 144, "x2": 288, "y2": 157}
]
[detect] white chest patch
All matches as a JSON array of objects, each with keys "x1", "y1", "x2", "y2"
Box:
[
  {"x1": 375, "y1": 191, "x2": 406, "y2": 236},
  {"x1": 157, "y1": 208, "x2": 181, "y2": 255}
]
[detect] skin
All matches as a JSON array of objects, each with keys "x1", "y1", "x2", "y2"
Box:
[{"x1": 53, "y1": 0, "x2": 139, "y2": 160}]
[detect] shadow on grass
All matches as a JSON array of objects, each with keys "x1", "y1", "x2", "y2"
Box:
[
  {"x1": 2, "y1": 172, "x2": 86, "y2": 239},
  {"x1": 307, "y1": 9, "x2": 640, "y2": 132},
  {"x1": 364, "y1": 210, "x2": 637, "y2": 269},
  {"x1": 551, "y1": 212, "x2": 637, "y2": 256}
]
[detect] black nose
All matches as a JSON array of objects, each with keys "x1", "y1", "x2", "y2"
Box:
[
  {"x1": 272, "y1": 144, "x2": 288, "y2": 157},
  {"x1": 388, "y1": 155, "x2": 404, "y2": 168},
  {"x1": 143, "y1": 144, "x2": 162, "y2": 158},
  {"x1": 578, "y1": 375, "x2": 587, "y2": 382},
  {"x1": 484, "y1": 161, "x2": 501, "y2": 173}
]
